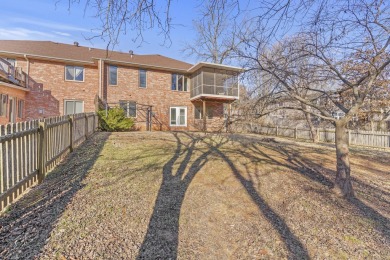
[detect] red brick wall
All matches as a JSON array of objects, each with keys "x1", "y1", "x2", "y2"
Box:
[
  {"x1": 192, "y1": 101, "x2": 226, "y2": 132},
  {"x1": 17, "y1": 59, "x2": 99, "y2": 119},
  {"x1": 5, "y1": 58, "x2": 231, "y2": 131},
  {"x1": 104, "y1": 64, "x2": 197, "y2": 131},
  {"x1": 0, "y1": 84, "x2": 28, "y2": 125}
]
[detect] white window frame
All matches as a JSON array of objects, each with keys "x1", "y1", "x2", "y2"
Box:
[
  {"x1": 170, "y1": 106, "x2": 187, "y2": 127},
  {"x1": 194, "y1": 104, "x2": 213, "y2": 119},
  {"x1": 139, "y1": 69, "x2": 147, "y2": 88},
  {"x1": 17, "y1": 99, "x2": 24, "y2": 118},
  {"x1": 65, "y1": 65, "x2": 85, "y2": 82},
  {"x1": 64, "y1": 100, "x2": 84, "y2": 115},
  {"x1": 108, "y1": 65, "x2": 118, "y2": 86},
  {"x1": 119, "y1": 100, "x2": 137, "y2": 118},
  {"x1": 171, "y1": 73, "x2": 189, "y2": 92},
  {"x1": 0, "y1": 94, "x2": 8, "y2": 117}
]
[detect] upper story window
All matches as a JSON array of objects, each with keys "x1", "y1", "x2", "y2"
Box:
[
  {"x1": 139, "y1": 69, "x2": 147, "y2": 88},
  {"x1": 65, "y1": 66, "x2": 84, "y2": 82},
  {"x1": 171, "y1": 74, "x2": 188, "y2": 91},
  {"x1": 109, "y1": 65, "x2": 118, "y2": 85}
]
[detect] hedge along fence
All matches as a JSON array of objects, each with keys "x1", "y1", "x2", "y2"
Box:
[
  {"x1": 0, "y1": 112, "x2": 98, "y2": 211},
  {"x1": 239, "y1": 123, "x2": 390, "y2": 149}
]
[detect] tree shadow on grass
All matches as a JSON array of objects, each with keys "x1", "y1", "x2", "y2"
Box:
[
  {"x1": 137, "y1": 132, "x2": 227, "y2": 259},
  {"x1": 138, "y1": 132, "x2": 310, "y2": 259},
  {"x1": 227, "y1": 134, "x2": 390, "y2": 242},
  {"x1": 0, "y1": 132, "x2": 110, "y2": 259},
  {"x1": 205, "y1": 138, "x2": 311, "y2": 260}
]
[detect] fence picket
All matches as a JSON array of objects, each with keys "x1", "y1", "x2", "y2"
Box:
[
  {"x1": 239, "y1": 123, "x2": 390, "y2": 149},
  {"x1": 0, "y1": 112, "x2": 98, "y2": 211}
]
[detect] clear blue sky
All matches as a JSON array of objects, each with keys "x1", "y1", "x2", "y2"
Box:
[{"x1": 0, "y1": 0, "x2": 200, "y2": 63}]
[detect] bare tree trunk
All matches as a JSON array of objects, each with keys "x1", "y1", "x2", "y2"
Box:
[
  {"x1": 334, "y1": 120, "x2": 354, "y2": 198},
  {"x1": 302, "y1": 104, "x2": 318, "y2": 142}
]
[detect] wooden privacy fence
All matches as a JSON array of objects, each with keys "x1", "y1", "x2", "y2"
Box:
[
  {"x1": 0, "y1": 112, "x2": 99, "y2": 211},
  {"x1": 241, "y1": 124, "x2": 390, "y2": 149}
]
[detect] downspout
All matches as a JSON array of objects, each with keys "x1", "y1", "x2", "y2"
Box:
[
  {"x1": 24, "y1": 54, "x2": 30, "y2": 88},
  {"x1": 98, "y1": 59, "x2": 102, "y2": 98}
]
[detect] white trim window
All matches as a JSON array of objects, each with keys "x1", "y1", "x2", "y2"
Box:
[
  {"x1": 119, "y1": 100, "x2": 137, "y2": 117},
  {"x1": 17, "y1": 99, "x2": 24, "y2": 118},
  {"x1": 170, "y1": 106, "x2": 187, "y2": 126},
  {"x1": 171, "y1": 74, "x2": 188, "y2": 91},
  {"x1": 64, "y1": 100, "x2": 84, "y2": 115},
  {"x1": 65, "y1": 66, "x2": 84, "y2": 82},
  {"x1": 194, "y1": 104, "x2": 213, "y2": 119},
  {"x1": 109, "y1": 65, "x2": 118, "y2": 85},
  {"x1": 139, "y1": 69, "x2": 147, "y2": 88},
  {"x1": 0, "y1": 94, "x2": 8, "y2": 117}
]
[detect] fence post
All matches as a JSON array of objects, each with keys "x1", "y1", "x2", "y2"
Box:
[
  {"x1": 69, "y1": 115, "x2": 74, "y2": 153},
  {"x1": 149, "y1": 107, "x2": 153, "y2": 131},
  {"x1": 348, "y1": 129, "x2": 351, "y2": 145},
  {"x1": 316, "y1": 128, "x2": 320, "y2": 142},
  {"x1": 38, "y1": 121, "x2": 47, "y2": 184},
  {"x1": 146, "y1": 107, "x2": 150, "y2": 131},
  {"x1": 93, "y1": 114, "x2": 97, "y2": 132},
  {"x1": 294, "y1": 127, "x2": 297, "y2": 139},
  {"x1": 85, "y1": 113, "x2": 89, "y2": 139}
]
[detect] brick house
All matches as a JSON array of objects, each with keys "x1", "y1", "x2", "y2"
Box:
[{"x1": 0, "y1": 40, "x2": 240, "y2": 131}]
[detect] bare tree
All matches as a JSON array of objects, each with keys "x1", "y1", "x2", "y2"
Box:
[
  {"x1": 64, "y1": 0, "x2": 173, "y2": 49},
  {"x1": 237, "y1": 0, "x2": 390, "y2": 197},
  {"x1": 183, "y1": 0, "x2": 240, "y2": 64}
]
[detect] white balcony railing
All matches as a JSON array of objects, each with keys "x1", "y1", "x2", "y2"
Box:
[
  {"x1": 190, "y1": 84, "x2": 238, "y2": 99},
  {"x1": 0, "y1": 57, "x2": 28, "y2": 88}
]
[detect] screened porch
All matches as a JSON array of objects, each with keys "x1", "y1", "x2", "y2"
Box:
[{"x1": 190, "y1": 67, "x2": 239, "y2": 100}]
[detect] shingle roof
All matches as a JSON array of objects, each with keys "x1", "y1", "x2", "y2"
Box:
[{"x1": 0, "y1": 40, "x2": 192, "y2": 71}]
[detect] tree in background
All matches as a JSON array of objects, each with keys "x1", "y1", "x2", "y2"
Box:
[
  {"x1": 183, "y1": 0, "x2": 240, "y2": 64},
  {"x1": 66, "y1": 0, "x2": 389, "y2": 197},
  {"x1": 236, "y1": 0, "x2": 389, "y2": 197}
]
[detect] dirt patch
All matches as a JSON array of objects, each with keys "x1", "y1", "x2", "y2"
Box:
[{"x1": 1, "y1": 131, "x2": 389, "y2": 259}]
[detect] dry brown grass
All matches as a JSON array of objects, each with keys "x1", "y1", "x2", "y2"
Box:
[{"x1": 1, "y1": 131, "x2": 389, "y2": 259}]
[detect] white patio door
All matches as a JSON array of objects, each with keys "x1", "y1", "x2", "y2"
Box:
[{"x1": 170, "y1": 107, "x2": 187, "y2": 127}]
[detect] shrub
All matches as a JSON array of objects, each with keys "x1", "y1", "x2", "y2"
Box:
[{"x1": 98, "y1": 107, "x2": 134, "y2": 131}]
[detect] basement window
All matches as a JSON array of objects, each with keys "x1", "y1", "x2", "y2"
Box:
[
  {"x1": 64, "y1": 100, "x2": 84, "y2": 115},
  {"x1": 170, "y1": 106, "x2": 187, "y2": 126},
  {"x1": 194, "y1": 104, "x2": 213, "y2": 119},
  {"x1": 119, "y1": 100, "x2": 137, "y2": 117},
  {"x1": 0, "y1": 94, "x2": 8, "y2": 116},
  {"x1": 17, "y1": 100, "x2": 24, "y2": 118}
]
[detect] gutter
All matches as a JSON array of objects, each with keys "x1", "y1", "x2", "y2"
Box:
[
  {"x1": 0, "y1": 51, "x2": 95, "y2": 65},
  {"x1": 95, "y1": 58, "x2": 190, "y2": 74}
]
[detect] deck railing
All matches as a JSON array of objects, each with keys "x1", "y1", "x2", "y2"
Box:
[
  {"x1": 190, "y1": 84, "x2": 239, "y2": 99},
  {"x1": 0, "y1": 58, "x2": 28, "y2": 88},
  {"x1": 0, "y1": 113, "x2": 99, "y2": 211}
]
